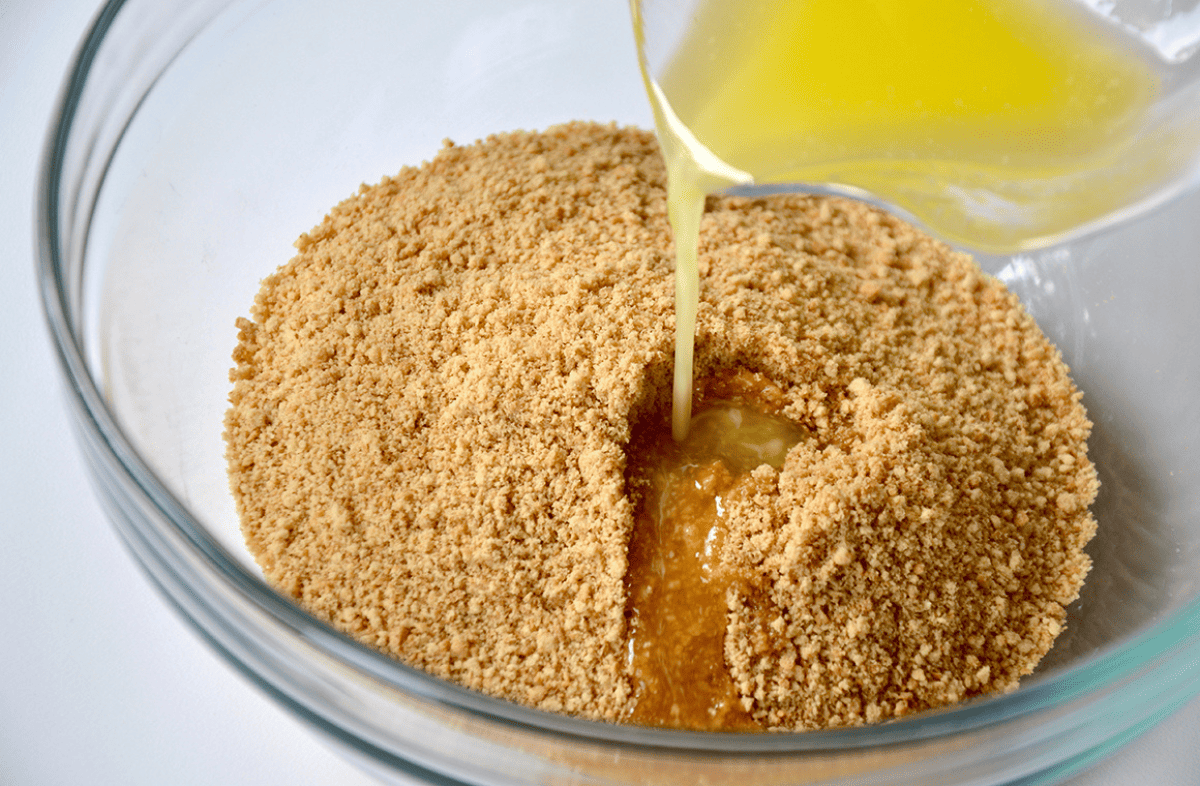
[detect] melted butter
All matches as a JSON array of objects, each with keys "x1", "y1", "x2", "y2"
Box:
[
  {"x1": 624, "y1": 378, "x2": 804, "y2": 729},
  {"x1": 631, "y1": 0, "x2": 1169, "y2": 439}
]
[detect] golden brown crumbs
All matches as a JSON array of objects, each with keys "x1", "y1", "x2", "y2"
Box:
[{"x1": 224, "y1": 121, "x2": 1099, "y2": 729}]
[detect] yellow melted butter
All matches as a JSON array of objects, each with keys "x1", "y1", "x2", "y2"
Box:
[
  {"x1": 665, "y1": 0, "x2": 1159, "y2": 182},
  {"x1": 633, "y1": 0, "x2": 1165, "y2": 439}
]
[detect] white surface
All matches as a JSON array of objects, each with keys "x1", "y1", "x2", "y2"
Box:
[{"x1": 0, "y1": 2, "x2": 1197, "y2": 784}]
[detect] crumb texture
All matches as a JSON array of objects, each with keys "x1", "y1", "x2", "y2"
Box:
[{"x1": 224, "y1": 122, "x2": 1098, "y2": 728}]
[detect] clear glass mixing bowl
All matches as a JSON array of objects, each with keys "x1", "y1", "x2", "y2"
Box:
[{"x1": 36, "y1": 0, "x2": 1200, "y2": 784}]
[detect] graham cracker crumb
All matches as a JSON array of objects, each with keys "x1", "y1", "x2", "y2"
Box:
[{"x1": 224, "y1": 122, "x2": 1098, "y2": 728}]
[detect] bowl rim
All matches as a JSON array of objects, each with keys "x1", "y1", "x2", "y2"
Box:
[{"x1": 33, "y1": 0, "x2": 1200, "y2": 756}]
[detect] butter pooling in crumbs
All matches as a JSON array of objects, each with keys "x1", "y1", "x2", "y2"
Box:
[{"x1": 224, "y1": 122, "x2": 1098, "y2": 729}]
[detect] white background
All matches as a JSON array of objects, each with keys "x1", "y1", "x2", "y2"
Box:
[{"x1": 1, "y1": 1, "x2": 1197, "y2": 784}]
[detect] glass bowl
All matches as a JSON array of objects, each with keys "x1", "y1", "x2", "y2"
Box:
[{"x1": 36, "y1": 0, "x2": 1200, "y2": 783}]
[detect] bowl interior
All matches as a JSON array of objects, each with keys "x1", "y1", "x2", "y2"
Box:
[{"x1": 84, "y1": 0, "x2": 1200, "y2": 704}]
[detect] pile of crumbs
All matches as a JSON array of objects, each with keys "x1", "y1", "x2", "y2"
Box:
[{"x1": 224, "y1": 121, "x2": 1098, "y2": 729}]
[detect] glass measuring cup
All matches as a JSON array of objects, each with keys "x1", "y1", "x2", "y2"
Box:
[{"x1": 632, "y1": 0, "x2": 1200, "y2": 254}]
